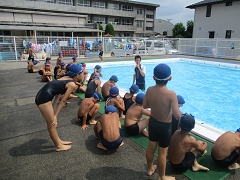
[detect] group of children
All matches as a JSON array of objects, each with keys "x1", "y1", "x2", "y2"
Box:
[{"x1": 31, "y1": 50, "x2": 240, "y2": 180}]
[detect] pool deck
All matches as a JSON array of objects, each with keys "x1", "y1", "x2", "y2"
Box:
[{"x1": 0, "y1": 55, "x2": 239, "y2": 180}]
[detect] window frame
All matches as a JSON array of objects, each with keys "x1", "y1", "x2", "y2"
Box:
[
  {"x1": 206, "y1": 5, "x2": 212, "y2": 17},
  {"x1": 225, "y1": 30, "x2": 232, "y2": 39}
]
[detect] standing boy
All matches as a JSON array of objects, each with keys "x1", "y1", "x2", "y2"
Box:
[
  {"x1": 99, "y1": 41, "x2": 104, "y2": 62},
  {"x1": 142, "y1": 63, "x2": 182, "y2": 179}
]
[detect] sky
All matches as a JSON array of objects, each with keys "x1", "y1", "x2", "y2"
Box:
[{"x1": 135, "y1": 0, "x2": 198, "y2": 26}]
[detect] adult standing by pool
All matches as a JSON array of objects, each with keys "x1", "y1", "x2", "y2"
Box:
[
  {"x1": 133, "y1": 55, "x2": 146, "y2": 92},
  {"x1": 35, "y1": 64, "x2": 84, "y2": 152},
  {"x1": 99, "y1": 41, "x2": 104, "y2": 62}
]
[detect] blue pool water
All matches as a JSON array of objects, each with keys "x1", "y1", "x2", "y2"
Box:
[{"x1": 86, "y1": 60, "x2": 240, "y2": 132}]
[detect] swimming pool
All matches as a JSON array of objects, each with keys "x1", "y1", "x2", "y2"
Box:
[{"x1": 86, "y1": 58, "x2": 240, "y2": 133}]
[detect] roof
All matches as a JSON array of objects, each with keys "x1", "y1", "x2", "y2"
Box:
[
  {"x1": 112, "y1": 0, "x2": 160, "y2": 7},
  {"x1": 186, "y1": 0, "x2": 239, "y2": 9}
]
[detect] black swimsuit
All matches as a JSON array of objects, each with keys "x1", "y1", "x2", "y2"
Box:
[
  {"x1": 123, "y1": 93, "x2": 134, "y2": 115},
  {"x1": 35, "y1": 80, "x2": 73, "y2": 105},
  {"x1": 85, "y1": 80, "x2": 98, "y2": 98}
]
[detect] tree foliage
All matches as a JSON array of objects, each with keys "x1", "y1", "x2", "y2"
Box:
[
  {"x1": 172, "y1": 22, "x2": 185, "y2": 38},
  {"x1": 172, "y1": 21, "x2": 194, "y2": 38},
  {"x1": 105, "y1": 23, "x2": 115, "y2": 36},
  {"x1": 185, "y1": 20, "x2": 194, "y2": 38},
  {"x1": 98, "y1": 23, "x2": 103, "y2": 30}
]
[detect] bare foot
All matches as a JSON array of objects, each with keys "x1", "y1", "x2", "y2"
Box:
[
  {"x1": 200, "y1": 150, "x2": 207, "y2": 156},
  {"x1": 120, "y1": 115, "x2": 125, "y2": 119},
  {"x1": 228, "y1": 163, "x2": 240, "y2": 170},
  {"x1": 192, "y1": 160, "x2": 209, "y2": 171},
  {"x1": 147, "y1": 165, "x2": 157, "y2": 176},
  {"x1": 69, "y1": 94, "x2": 78, "y2": 98},
  {"x1": 97, "y1": 143, "x2": 107, "y2": 150},
  {"x1": 159, "y1": 176, "x2": 176, "y2": 180},
  {"x1": 55, "y1": 145, "x2": 72, "y2": 152},
  {"x1": 89, "y1": 120, "x2": 97, "y2": 125},
  {"x1": 142, "y1": 129, "x2": 149, "y2": 137},
  {"x1": 60, "y1": 140, "x2": 72, "y2": 145},
  {"x1": 119, "y1": 141, "x2": 124, "y2": 147}
]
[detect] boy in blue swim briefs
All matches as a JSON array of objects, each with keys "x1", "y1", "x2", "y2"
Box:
[
  {"x1": 211, "y1": 128, "x2": 240, "y2": 170},
  {"x1": 168, "y1": 114, "x2": 209, "y2": 172},
  {"x1": 142, "y1": 63, "x2": 182, "y2": 179},
  {"x1": 94, "y1": 106, "x2": 124, "y2": 150}
]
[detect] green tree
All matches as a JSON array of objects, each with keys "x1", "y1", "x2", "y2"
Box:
[
  {"x1": 98, "y1": 23, "x2": 103, "y2": 30},
  {"x1": 185, "y1": 20, "x2": 194, "y2": 38},
  {"x1": 163, "y1": 31, "x2": 167, "y2": 36},
  {"x1": 172, "y1": 22, "x2": 185, "y2": 38},
  {"x1": 105, "y1": 23, "x2": 115, "y2": 36}
]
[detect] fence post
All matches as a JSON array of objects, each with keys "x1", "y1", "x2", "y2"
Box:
[
  {"x1": 13, "y1": 36, "x2": 18, "y2": 61},
  {"x1": 215, "y1": 38, "x2": 219, "y2": 58},
  {"x1": 194, "y1": 38, "x2": 197, "y2": 56},
  {"x1": 77, "y1": 37, "x2": 79, "y2": 58}
]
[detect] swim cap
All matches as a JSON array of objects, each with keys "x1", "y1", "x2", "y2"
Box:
[
  {"x1": 95, "y1": 65, "x2": 101, "y2": 70},
  {"x1": 110, "y1": 86, "x2": 119, "y2": 97},
  {"x1": 109, "y1": 75, "x2": 118, "y2": 82},
  {"x1": 46, "y1": 57, "x2": 51, "y2": 61},
  {"x1": 93, "y1": 74, "x2": 100, "y2": 79},
  {"x1": 66, "y1": 64, "x2": 83, "y2": 77},
  {"x1": 105, "y1": 106, "x2": 117, "y2": 114},
  {"x1": 33, "y1": 60, "x2": 38, "y2": 64},
  {"x1": 45, "y1": 62, "x2": 50, "y2": 66},
  {"x1": 61, "y1": 62, "x2": 65, "y2": 66},
  {"x1": 72, "y1": 55, "x2": 78, "y2": 60},
  {"x1": 180, "y1": 113, "x2": 195, "y2": 131},
  {"x1": 177, "y1": 95, "x2": 185, "y2": 105},
  {"x1": 154, "y1": 63, "x2": 171, "y2": 81},
  {"x1": 66, "y1": 63, "x2": 73, "y2": 71},
  {"x1": 58, "y1": 52, "x2": 62, "y2": 56},
  {"x1": 236, "y1": 128, "x2": 240, "y2": 133},
  {"x1": 93, "y1": 92, "x2": 102, "y2": 102},
  {"x1": 136, "y1": 93, "x2": 145, "y2": 104},
  {"x1": 129, "y1": 84, "x2": 139, "y2": 94}
]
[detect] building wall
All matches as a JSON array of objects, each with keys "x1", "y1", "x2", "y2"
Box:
[
  {"x1": 193, "y1": 1, "x2": 240, "y2": 38},
  {"x1": 0, "y1": 0, "x2": 158, "y2": 37},
  {"x1": 154, "y1": 19, "x2": 174, "y2": 36}
]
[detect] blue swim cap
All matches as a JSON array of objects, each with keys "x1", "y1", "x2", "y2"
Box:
[
  {"x1": 66, "y1": 64, "x2": 83, "y2": 77},
  {"x1": 129, "y1": 84, "x2": 139, "y2": 94},
  {"x1": 110, "y1": 86, "x2": 119, "y2": 97},
  {"x1": 93, "y1": 74, "x2": 100, "y2": 79},
  {"x1": 154, "y1": 63, "x2": 171, "y2": 81},
  {"x1": 93, "y1": 92, "x2": 102, "y2": 101},
  {"x1": 180, "y1": 113, "x2": 195, "y2": 131},
  {"x1": 105, "y1": 106, "x2": 117, "y2": 114},
  {"x1": 46, "y1": 57, "x2": 51, "y2": 61},
  {"x1": 236, "y1": 128, "x2": 240, "y2": 133},
  {"x1": 136, "y1": 93, "x2": 145, "y2": 104},
  {"x1": 33, "y1": 60, "x2": 38, "y2": 64},
  {"x1": 72, "y1": 55, "x2": 78, "y2": 60},
  {"x1": 58, "y1": 52, "x2": 62, "y2": 56},
  {"x1": 95, "y1": 65, "x2": 101, "y2": 70},
  {"x1": 177, "y1": 95, "x2": 185, "y2": 104},
  {"x1": 109, "y1": 75, "x2": 118, "y2": 82}
]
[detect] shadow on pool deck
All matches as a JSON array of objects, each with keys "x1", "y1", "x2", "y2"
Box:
[{"x1": 0, "y1": 55, "x2": 239, "y2": 180}]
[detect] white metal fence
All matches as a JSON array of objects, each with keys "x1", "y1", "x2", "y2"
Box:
[{"x1": 0, "y1": 36, "x2": 240, "y2": 61}]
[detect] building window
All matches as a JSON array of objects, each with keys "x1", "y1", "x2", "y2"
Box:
[
  {"x1": 88, "y1": 16, "x2": 91, "y2": 23},
  {"x1": 121, "y1": 19, "x2": 133, "y2": 25},
  {"x1": 77, "y1": 0, "x2": 90, "y2": 7},
  {"x1": 57, "y1": 0, "x2": 72, "y2": 5},
  {"x1": 206, "y1": 5, "x2": 211, "y2": 17},
  {"x1": 146, "y1": 27, "x2": 153, "y2": 31},
  {"x1": 93, "y1": 17, "x2": 105, "y2": 24},
  {"x1": 209, "y1": 31, "x2": 215, "y2": 38},
  {"x1": 0, "y1": 30, "x2": 11, "y2": 36},
  {"x1": 137, "y1": 8, "x2": 142, "y2": 15},
  {"x1": 37, "y1": 31, "x2": 50, "y2": 36},
  {"x1": 123, "y1": 33, "x2": 131, "y2": 37},
  {"x1": 146, "y1": 8, "x2": 153, "y2": 11},
  {"x1": 226, "y1": 2, "x2": 232, "y2": 6},
  {"x1": 92, "y1": 1, "x2": 105, "y2": 8},
  {"x1": 136, "y1": 21, "x2": 142, "y2": 28},
  {"x1": 108, "y1": 18, "x2": 119, "y2": 25},
  {"x1": 109, "y1": 3, "x2": 119, "y2": 10},
  {"x1": 39, "y1": 0, "x2": 55, "y2": 3},
  {"x1": 122, "y1": 5, "x2": 133, "y2": 11},
  {"x1": 146, "y1": 14, "x2": 154, "y2": 19},
  {"x1": 225, "y1": 30, "x2": 232, "y2": 39}
]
